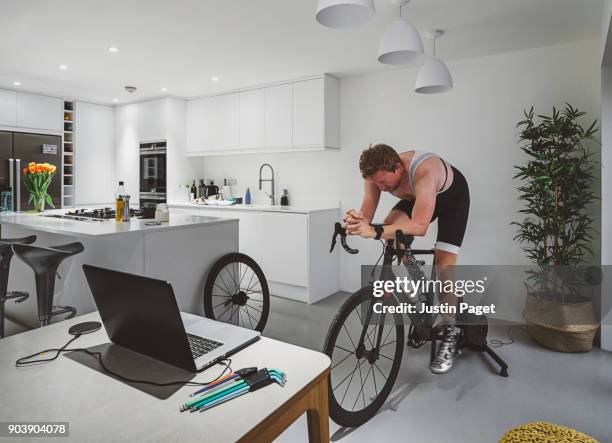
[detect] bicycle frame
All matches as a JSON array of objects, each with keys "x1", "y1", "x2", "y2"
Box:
[{"x1": 329, "y1": 222, "x2": 437, "y2": 356}]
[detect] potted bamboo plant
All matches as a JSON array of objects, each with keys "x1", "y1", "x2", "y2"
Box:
[{"x1": 513, "y1": 104, "x2": 600, "y2": 352}]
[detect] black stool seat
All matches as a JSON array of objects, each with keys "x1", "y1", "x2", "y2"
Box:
[
  {"x1": 12, "y1": 241, "x2": 84, "y2": 327},
  {"x1": 0, "y1": 235, "x2": 37, "y2": 338}
]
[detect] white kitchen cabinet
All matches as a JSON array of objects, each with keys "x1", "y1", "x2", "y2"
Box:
[
  {"x1": 114, "y1": 104, "x2": 140, "y2": 203},
  {"x1": 16, "y1": 92, "x2": 62, "y2": 132},
  {"x1": 239, "y1": 89, "x2": 265, "y2": 149},
  {"x1": 0, "y1": 89, "x2": 17, "y2": 127},
  {"x1": 186, "y1": 74, "x2": 339, "y2": 155},
  {"x1": 168, "y1": 204, "x2": 340, "y2": 303},
  {"x1": 187, "y1": 94, "x2": 239, "y2": 153},
  {"x1": 186, "y1": 98, "x2": 207, "y2": 154},
  {"x1": 264, "y1": 84, "x2": 292, "y2": 148},
  {"x1": 138, "y1": 99, "x2": 166, "y2": 142},
  {"x1": 75, "y1": 102, "x2": 115, "y2": 205},
  {"x1": 260, "y1": 212, "x2": 308, "y2": 287},
  {"x1": 292, "y1": 76, "x2": 339, "y2": 149}
]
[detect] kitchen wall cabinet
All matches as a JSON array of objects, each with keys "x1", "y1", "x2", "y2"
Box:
[
  {"x1": 264, "y1": 84, "x2": 292, "y2": 148},
  {"x1": 16, "y1": 92, "x2": 62, "y2": 132},
  {"x1": 169, "y1": 204, "x2": 340, "y2": 303},
  {"x1": 187, "y1": 94, "x2": 239, "y2": 153},
  {"x1": 138, "y1": 99, "x2": 167, "y2": 142},
  {"x1": 239, "y1": 89, "x2": 265, "y2": 149},
  {"x1": 0, "y1": 89, "x2": 17, "y2": 127},
  {"x1": 292, "y1": 76, "x2": 340, "y2": 149},
  {"x1": 75, "y1": 102, "x2": 114, "y2": 205},
  {"x1": 186, "y1": 74, "x2": 340, "y2": 155}
]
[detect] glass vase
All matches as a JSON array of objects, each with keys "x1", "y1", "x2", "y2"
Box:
[{"x1": 33, "y1": 194, "x2": 45, "y2": 212}]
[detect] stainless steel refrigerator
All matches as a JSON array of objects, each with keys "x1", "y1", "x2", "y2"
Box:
[{"x1": 0, "y1": 131, "x2": 62, "y2": 211}]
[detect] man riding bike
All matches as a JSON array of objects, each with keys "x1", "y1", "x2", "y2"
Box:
[{"x1": 344, "y1": 143, "x2": 470, "y2": 374}]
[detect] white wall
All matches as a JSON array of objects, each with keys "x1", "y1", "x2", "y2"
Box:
[
  {"x1": 195, "y1": 38, "x2": 602, "y2": 293},
  {"x1": 600, "y1": 10, "x2": 612, "y2": 351}
]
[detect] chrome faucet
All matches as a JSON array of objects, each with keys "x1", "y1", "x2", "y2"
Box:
[{"x1": 259, "y1": 163, "x2": 275, "y2": 205}]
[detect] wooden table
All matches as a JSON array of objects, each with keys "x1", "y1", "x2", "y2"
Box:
[{"x1": 0, "y1": 312, "x2": 331, "y2": 442}]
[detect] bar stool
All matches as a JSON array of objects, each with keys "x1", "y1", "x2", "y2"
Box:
[
  {"x1": 12, "y1": 242, "x2": 84, "y2": 327},
  {"x1": 0, "y1": 235, "x2": 37, "y2": 338}
]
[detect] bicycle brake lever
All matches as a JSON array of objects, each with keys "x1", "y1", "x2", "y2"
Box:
[
  {"x1": 330, "y1": 222, "x2": 359, "y2": 254},
  {"x1": 329, "y1": 222, "x2": 341, "y2": 253}
]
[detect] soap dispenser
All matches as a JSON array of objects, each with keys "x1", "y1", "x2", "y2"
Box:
[
  {"x1": 245, "y1": 187, "x2": 251, "y2": 205},
  {"x1": 280, "y1": 189, "x2": 289, "y2": 206}
]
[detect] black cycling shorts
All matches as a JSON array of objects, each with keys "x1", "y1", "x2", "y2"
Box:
[{"x1": 392, "y1": 166, "x2": 470, "y2": 254}]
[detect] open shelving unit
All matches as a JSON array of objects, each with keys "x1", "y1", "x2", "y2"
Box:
[{"x1": 62, "y1": 100, "x2": 75, "y2": 207}]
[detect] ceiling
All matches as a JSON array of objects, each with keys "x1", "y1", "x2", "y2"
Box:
[{"x1": 0, "y1": 0, "x2": 603, "y2": 105}]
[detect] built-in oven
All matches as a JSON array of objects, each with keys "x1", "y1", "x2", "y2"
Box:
[{"x1": 140, "y1": 141, "x2": 166, "y2": 209}]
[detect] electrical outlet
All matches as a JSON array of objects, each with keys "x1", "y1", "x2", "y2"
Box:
[{"x1": 224, "y1": 178, "x2": 237, "y2": 186}]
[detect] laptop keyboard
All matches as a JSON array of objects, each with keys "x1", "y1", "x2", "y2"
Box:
[{"x1": 187, "y1": 333, "x2": 224, "y2": 359}]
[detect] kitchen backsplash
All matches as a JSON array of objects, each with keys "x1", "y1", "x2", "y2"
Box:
[{"x1": 189, "y1": 150, "x2": 342, "y2": 207}]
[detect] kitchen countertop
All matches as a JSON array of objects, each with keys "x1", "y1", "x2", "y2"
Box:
[
  {"x1": 0, "y1": 209, "x2": 237, "y2": 238},
  {"x1": 169, "y1": 201, "x2": 339, "y2": 214}
]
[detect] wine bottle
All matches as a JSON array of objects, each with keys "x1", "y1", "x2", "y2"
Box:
[{"x1": 190, "y1": 180, "x2": 197, "y2": 201}]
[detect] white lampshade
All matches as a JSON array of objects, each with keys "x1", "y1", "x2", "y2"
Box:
[
  {"x1": 415, "y1": 58, "x2": 453, "y2": 94},
  {"x1": 315, "y1": 0, "x2": 376, "y2": 29},
  {"x1": 377, "y1": 19, "x2": 425, "y2": 65}
]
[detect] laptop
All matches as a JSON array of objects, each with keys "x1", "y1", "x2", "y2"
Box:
[{"x1": 82, "y1": 264, "x2": 260, "y2": 372}]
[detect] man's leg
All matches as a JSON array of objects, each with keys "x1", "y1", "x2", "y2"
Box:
[{"x1": 430, "y1": 248, "x2": 462, "y2": 374}]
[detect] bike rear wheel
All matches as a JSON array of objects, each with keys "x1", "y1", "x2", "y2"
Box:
[{"x1": 323, "y1": 286, "x2": 404, "y2": 427}]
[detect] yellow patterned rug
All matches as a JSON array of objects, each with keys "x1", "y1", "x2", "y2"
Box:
[{"x1": 500, "y1": 422, "x2": 599, "y2": 443}]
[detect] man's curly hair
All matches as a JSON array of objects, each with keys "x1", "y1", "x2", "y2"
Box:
[{"x1": 359, "y1": 144, "x2": 401, "y2": 178}]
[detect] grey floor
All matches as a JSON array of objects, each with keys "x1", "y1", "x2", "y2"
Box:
[{"x1": 262, "y1": 292, "x2": 612, "y2": 443}]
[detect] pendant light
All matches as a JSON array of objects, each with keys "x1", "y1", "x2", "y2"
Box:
[
  {"x1": 377, "y1": 0, "x2": 424, "y2": 65},
  {"x1": 315, "y1": 0, "x2": 376, "y2": 29},
  {"x1": 415, "y1": 30, "x2": 453, "y2": 94}
]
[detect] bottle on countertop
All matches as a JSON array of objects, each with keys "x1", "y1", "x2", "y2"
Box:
[
  {"x1": 245, "y1": 187, "x2": 251, "y2": 205},
  {"x1": 206, "y1": 180, "x2": 219, "y2": 198},
  {"x1": 115, "y1": 181, "x2": 126, "y2": 222},
  {"x1": 280, "y1": 189, "x2": 289, "y2": 206},
  {"x1": 190, "y1": 180, "x2": 197, "y2": 201},
  {"x1": 198, "y1": 179, "x2": 205, "y2": 199}
]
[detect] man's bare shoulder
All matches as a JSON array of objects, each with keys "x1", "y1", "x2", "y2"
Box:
[{"x1": 398, "y1": 150, "x2": 416, "y2": 167}]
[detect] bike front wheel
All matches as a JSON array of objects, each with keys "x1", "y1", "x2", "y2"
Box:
[{"x1": 323, "y1": 286, "x2": 405, "y2": 427}]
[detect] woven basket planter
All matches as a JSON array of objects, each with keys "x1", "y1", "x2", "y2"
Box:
[{"x1": 523, "y1": 290, "x2": 599, "y2": 353}]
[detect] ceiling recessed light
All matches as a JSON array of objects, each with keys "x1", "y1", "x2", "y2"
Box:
[
  {"x1": 112, "y1": 98, "x2": 119, "y2": 103},
  {"x1": 108, "y1": 46, "x2": 119, "y2": 53},
  {"x1": 58, "y1": 64, "x2": 68, "y2": 70},
  {"x1": 211, "y1": 76, "x2": 219, "y2": 83},
  {"x1": 161, "y1": 87, "x2": 168, "y2": 92},
  {"x1": 13, "y1": 81, "x2": 21, "y2": 86}
]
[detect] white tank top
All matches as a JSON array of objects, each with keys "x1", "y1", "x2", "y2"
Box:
[{"x1": 408, "y1": 150, "x2": 439, "y2": 192}]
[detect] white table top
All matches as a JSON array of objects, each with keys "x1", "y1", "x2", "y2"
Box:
[
  {"x1": 0, "y1": 312, "x2": 330, "y2": 443},
  {"x1": 0, "y1": 210, "x2": 237, "y2": 238}
]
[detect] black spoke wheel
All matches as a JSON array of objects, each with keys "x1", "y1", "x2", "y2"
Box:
[
  {"x1": 323, "y1": 286, "x2": 404, "y2": 428},
  {"x1": 203, "y1": 253, "x2": 270, "y2": 332}
]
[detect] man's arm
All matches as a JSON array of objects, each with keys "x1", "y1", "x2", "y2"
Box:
[
  {"x1": 344, "y1": 180, "x2": 381, "y2": 225},
  {"x1": 347, "y1": 174, "x2": 436, "y2": 239}
]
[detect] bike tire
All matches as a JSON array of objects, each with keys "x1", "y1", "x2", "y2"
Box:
[
  {"x1": 323, "y1": 286, "x2": 404, "y2": 427},
  {"x1": 203, "y1": 253, "x2": 270, "y2": 332}
]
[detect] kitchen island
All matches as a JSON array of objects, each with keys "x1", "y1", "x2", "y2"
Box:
[{"x1": 0, "y1": 210, "x2": 238, "y2": 328}]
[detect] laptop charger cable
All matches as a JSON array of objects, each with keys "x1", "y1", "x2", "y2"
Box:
[{"x1": 15, "y1": 325, "x2": 234, "y2": 388}]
